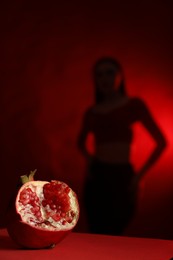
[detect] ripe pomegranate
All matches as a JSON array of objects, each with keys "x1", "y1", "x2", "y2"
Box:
[{"x1": 7, "y1": 170, "x2": 79, "y2": 249}]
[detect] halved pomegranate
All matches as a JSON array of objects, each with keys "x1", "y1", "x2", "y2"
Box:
[{"x1": 7, "y1": 170, "x2": 79, "y2": 249}]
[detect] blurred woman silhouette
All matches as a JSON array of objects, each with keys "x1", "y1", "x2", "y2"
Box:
[{"x1": 78, "y1": 57, "x2": 166, "y2": 235}]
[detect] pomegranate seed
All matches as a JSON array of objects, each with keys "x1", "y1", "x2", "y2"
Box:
[
  {"x1": 66, "y1": 217, "x2": 73, "y2": 223},
  {"x1": 31, "y1": 208, "x2": 35, "y2": 213},
  {"x1": 31, "y1": 206, "x2": 40, "y2": 214},
  {"x1": 44, "y1": 183, "x2": 51, "y2": 189},
  {"x1": 50, "y1": 204, "x2": 56, "y2": 210},
  {"x1": 35, "y1": 197, "x2": 39, "y2": 202},
  {"x1": 47, "y1": 199, "x2": 53, "y2": 205},
  {"x1": 62, "y1": 220, "x2": 66, "y2": 225},
  {"x1": 60, "y1": 212, "x2": 66, "y2": 218},
  {"x1": 62, "y1": 204, "x2": 70, "y2": 212},
  {"x1": 46, "y1": 212, "x2": 51, "y2": 218},
  {"x1": 26, "y1": 188, "x2": 32, "y2": 193},
  {"x1": 30, "y1": 200, "x2": 37, "y2": 207},
  {"x1": 56, "y1": 190, "x2": 62, "y2": 196},
  {"x1": 36, "y1": 211, "x2": 41, "y2": 218},
  {"x1": 65, "y1": 187, "x2": 70, "y2": 194},
  {"x1": 57, "y1": 184, "x2": 63, "y2": 190},
  {"x1": 44, "y1": 192, "x2": 50, "y2": 199},
  {"x1": 52, "y1": 214, "x2": 61, "y2": 222},
  {"x1": 34, "y1": 206, "x2": 40, "y2": 212},
  {"x1": 20, "y1": 194, "x2": 29, "y2": 200},
  {"x1": 56, "y1": 193, "x2": 63, "y2": 199},
  {"x1": 42, "y1": 200, "x2": 47, "y2": 207},
  {"x1": 21, "y1": 199, "x2": 29, "y2": 206},
  {"x1": 57, "y1": 210, "x2": 61, "y2": 215}
]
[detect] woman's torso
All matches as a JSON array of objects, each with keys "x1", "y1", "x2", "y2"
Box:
[{"x1": 86, "y1": 97, "x2": 141, "y2": 163}]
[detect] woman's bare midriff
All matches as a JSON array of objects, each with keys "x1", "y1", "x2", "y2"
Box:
[{"x1": 95, "y1": 142, "x2": 131, "y2": 164}]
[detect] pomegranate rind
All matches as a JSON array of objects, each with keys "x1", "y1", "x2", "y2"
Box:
[
  {"x1": 7, "y1": 217, "x2": 71, "y2": 248},
  {"x1": 7, "y1": 180, "x2": 79, "y2": 248}
]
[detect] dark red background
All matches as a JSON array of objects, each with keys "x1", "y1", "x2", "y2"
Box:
[{"x1": 0, "y1": 1, "x2": 173, "y2": 239}]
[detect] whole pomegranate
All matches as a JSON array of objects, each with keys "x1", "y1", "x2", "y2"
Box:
[{"x1": 7, "y1": 170, "x2": 79, "y2": 249}]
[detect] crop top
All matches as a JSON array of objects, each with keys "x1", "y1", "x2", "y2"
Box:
[{"x1": 82, "y1": 97, "x2": 151, "y2": 144}]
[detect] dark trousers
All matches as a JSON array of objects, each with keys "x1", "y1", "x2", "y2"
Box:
[{"x1": 84, "y1": 159, "x2": 137, "y2": 235}]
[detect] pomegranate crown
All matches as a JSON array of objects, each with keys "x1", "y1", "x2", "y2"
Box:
[{"x1": 20, "y1": 169, "x2": 37, "y2": 184}]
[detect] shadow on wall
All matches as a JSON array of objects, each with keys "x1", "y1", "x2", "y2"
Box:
[{"x1": 77, "y1": 57, "x2": 167, "y2": 236}]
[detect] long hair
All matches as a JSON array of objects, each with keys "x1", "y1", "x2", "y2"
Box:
[{"x1": 93, "y1": 57, "x2": 126, "y2": 104}]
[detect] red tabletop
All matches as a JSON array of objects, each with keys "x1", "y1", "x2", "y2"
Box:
[{"x1": 0, "y1": 229, "x2": 173, "y2": 260}]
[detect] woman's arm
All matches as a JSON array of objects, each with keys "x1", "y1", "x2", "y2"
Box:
[{"x1": 132, "y1": 98, "x2": 167, "y2": 185}]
